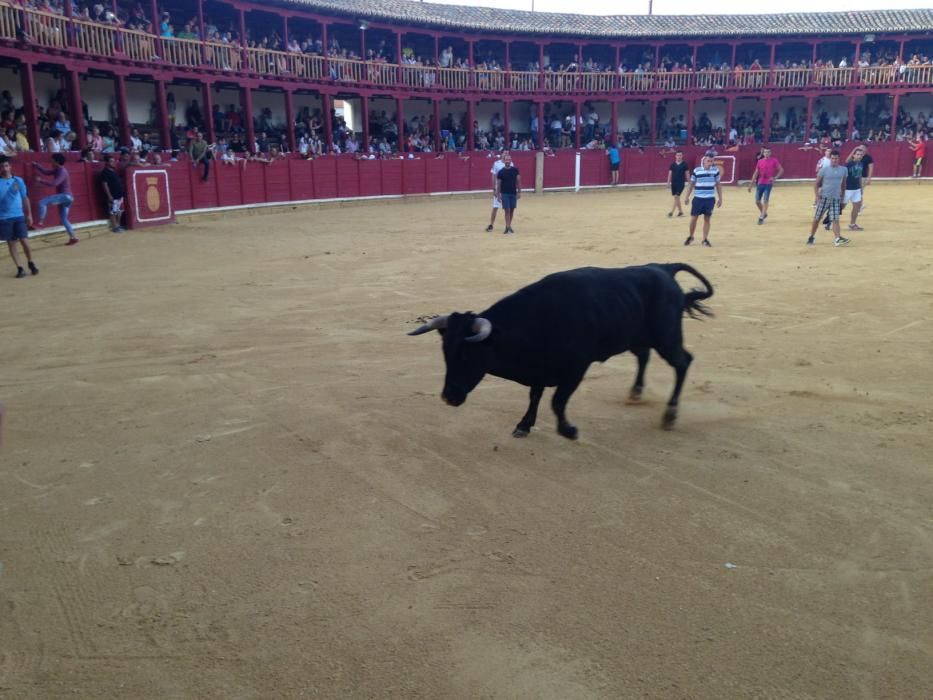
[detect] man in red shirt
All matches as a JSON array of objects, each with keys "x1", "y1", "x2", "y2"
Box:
[
  {"x1": 909, "y1": 134, "x2": 927, "y2": 178},
  {"x1": 747, "y1": 147, "x2": 784, "y2": 224}
]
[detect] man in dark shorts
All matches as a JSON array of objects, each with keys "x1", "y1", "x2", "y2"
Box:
[
  {"x1": 607, "y1": 143, "x2": 621, "y2": 186},
  {"x1": 100, "y1": 154, "x2": 126, "y2": 233},
  {"x1": 666, "y1": 150, "x2": 689, "y2": 217},
  {"x1": 494, "y1": 151, "x2": 521, "y2": 234},
  {"x1": 0, "y1": 155, "x2": 38, "y2": 278},
  {"x1": 682, "y1": 154, "x2": 722, "y2": 247}
]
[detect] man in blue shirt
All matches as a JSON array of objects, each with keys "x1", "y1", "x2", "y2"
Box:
[
  {"x1": 0, "y1": 156, "x2": 38, "y2": 278},
  {"x1": 607, "y1": 144, "x2": 621, "y2": 186}
]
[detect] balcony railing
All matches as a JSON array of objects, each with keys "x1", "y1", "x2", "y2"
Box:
[{"x1": 3, "y1": 3, "x2": 932, "y2": 96}]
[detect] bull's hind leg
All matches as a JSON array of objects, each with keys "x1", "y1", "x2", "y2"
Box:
[
  {"x1": 513, "y1": 386, "x2": 544, "y2": 438},
  {"x1": 552, "y1": 366, "x2": 588, "y2": 440},
  {"x1": 628, "y1": 347, "x2": 650, "y2": 402},
  {"x1": 657, "y1": 345, "x2": 693, "y2": 430}
]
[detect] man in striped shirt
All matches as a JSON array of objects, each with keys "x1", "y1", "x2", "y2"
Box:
[{"x1": 683, "y1": 155, "x2": 723, "y2": 247}]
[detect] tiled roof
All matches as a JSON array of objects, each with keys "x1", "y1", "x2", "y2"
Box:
[{"x1": 269, "y1": 1, "x2": 933, "y2": 39}]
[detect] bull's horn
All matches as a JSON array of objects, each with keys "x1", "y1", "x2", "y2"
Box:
[
  {"x1": 408, "y1": 315, "x2": 449, "y2": 336},
  {"x1": 465, "y1": 317, "x2": 492, "y2": 343}
]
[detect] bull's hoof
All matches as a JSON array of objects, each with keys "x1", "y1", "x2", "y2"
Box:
[
  {"x1": 512, "y1": 427, "x2": 530, "y2": 438},
  {"x1": 558, "y1": 423, "x2": 579, "y2": 440},
  {"x1": 626, "y1": 387, "x2": 643, "y2": 404},
  {"x1": 661, "y1": 406, "x2": 678, "y2": 430}
]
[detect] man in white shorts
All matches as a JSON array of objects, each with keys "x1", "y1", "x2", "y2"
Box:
[
  {"x1": 843, "y1": 149, "x2": 865, "y2": 231},
  {"x1": 485, "y1": 154, "x2": 505, "y2": 232}
]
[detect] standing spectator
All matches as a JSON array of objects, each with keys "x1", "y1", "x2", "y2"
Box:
[
  {"x1": 485, "y1": 153, "x2": 505, "y2": 232},
  {"x1": 0, "y1": 156, "x2": 38, "y2": 278},
  {"x1": 32, "y1": 153, "x2": 78, "y2": 245},
  {"x1": 188, "y1": 130, "x2": 212, "y2": 182},
  {"x1": 683, "y1": 154, "x2": 722, "y2": 247},
  {"x1": 99, "y1": 154, "x2": 126, "y2": 233},
  {"x1": 843, "y1": 149, "x2": 865, "y2": 232},
  {"x1": 666, "y1": 150, "x2": 689, "y2": 217},
  {"x1": 494, "y1": 152, "x2": 521, "y2": 235},
  {"x1": 747, "y1": 146, "x2": 784, "y2": 225},
  {"x1": 607, "y1": 142, "x2": 621, "y2": 186},
  {"x1": 909, "y1": 133, "x2": 926, "y2": 178}
]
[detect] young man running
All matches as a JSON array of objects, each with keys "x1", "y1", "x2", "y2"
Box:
[
  {"x1": 843, "y1": 149, "x2": 865, "y2": 232},
  {"x1": 494, "y1": 151, "x2": 521, "y2": 234},
  {"x1": 0, "y1": 155, "x2": 38, "y2": 278},
  {"x1": 33, "y1": 153, "x2": 78, "y2": 245},
  {"x1": 683, "y1": 154, "x2": 722, "y2": 247},
  {"x1": 747, "y1": 146, "x2": 784, "y2": 224},
  {"x1": 666, "y1": 150, "x2": 689, "y2": 217},
  {"x1": 808, "y1": 150, "x2": 849, "y2": 247},
  {"x1": 485, "y1": 154, "x2": 505, "y2": 231}
]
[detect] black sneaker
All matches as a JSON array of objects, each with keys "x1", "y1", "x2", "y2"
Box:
[
  {"x1": 702, "y1": 240, "x2": 712, "y2": 247},
  {"x1": 758, "y1": 216, "x2": 764, "y2": 225},
  {"x1": 15, "y1": 267, "x2": 26, "y2": 278},
  {"x1": 667, "y1": 212, "x2": 673, "y2": 218},
  {"x1": 833, "y1": 236, "x2": 850, "y2": 247},
  {"x1": 677, "y1": 212, "x2": 684, "y2": 217},
  {"x1": 806, "y1": 236, "x2": 815, "y2": 246},
  {"x1": 504, "y1": 227, "x2": 514, "y2": 234},
  {"x1": 485, "y1": 225, "x2": 493, "y2": 232},
  {"x1": 28, "y1": 262, "x2": 39, "y2": 276},
  {"x1": 683, "y1": 236, "x2": 694, "y2": 246}
]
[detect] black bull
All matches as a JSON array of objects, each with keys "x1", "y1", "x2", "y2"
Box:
[{"x1": 408, "y1": 264, "x2": 714, "y2": 439}]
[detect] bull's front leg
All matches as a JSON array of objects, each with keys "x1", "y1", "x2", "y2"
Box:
[{"x1": 513, "y1": 385, "x2": 544, "y2": 438}]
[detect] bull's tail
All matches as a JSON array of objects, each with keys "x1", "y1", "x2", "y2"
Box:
[{"x1": 659, "y1": 263, "x2": 714, "y2": 319}]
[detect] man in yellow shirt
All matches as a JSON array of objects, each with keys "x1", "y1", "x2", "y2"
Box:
[{"x1": 15, "y1": 126, "x2": 30, "y2": 153}]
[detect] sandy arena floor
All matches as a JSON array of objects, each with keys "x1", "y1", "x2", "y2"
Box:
[{"x1": 1, "y1": 181, "x2": 932, "y2": 699}]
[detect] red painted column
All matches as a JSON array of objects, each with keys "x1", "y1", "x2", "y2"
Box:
[
  {"x1": 730, "y1": 43, "x2": 737, "y2": 67},
  {"x1": 768, "y1": 42, "x2": 776, "y2": 69},
  {"x1": 395, "y1": 31, "x2": 402, "y2": 84},
  {"x1": 433, "y1": 36, "x2": 439, "y2": 65},
  {"x1": 20, "y1": 62, "x2": 41, "y2": 151},
  {"x1": 243, "y1": 85, "x2": 256, "y2": 151},
  {"x1": 283, "y1": 89, "x2": 296, "y2": 152},
  {"x1": 282, "y1": 14, "x2": 289, "y2": 48},
  {"x1": 811, "y1": 42, "x2": 817, "y2": 65},
  {"x1": 432, "y1": 98, "x2": 440, "y2": 151},
  {"x1": 466, "y1": 100, "x2": 475, "y2": 151},
  {"x1": 202, "y1": 82, "x2": 216, "y2": 143},
  {"x1": 321, "y1": 93, "x2": 333, "y2": 151},
  {"x1": 692, "y1": 43, "x2": 698, "y2": 70},
  {"x1": 239, "y1": 9, "x2": 249, "y2": 72},
  {"x1": 614, "y1": 45, "x2": 620, "y2": 72},
  {"x1": 538, "y1": 43, "x2": 544, "y2": 89},
  {"x1": 468, "y1": 41, "x2": 475, "y2": 88},
  {"x1": 67, "y1": 70, "x2": 87, "y2": 149},
  {"x1": 503, "y1": 100, "x2": 511, "y2": 146},
  {"x1": 763, "y1": 97, "x2": 772, "y2": 143},
  {"x1": 805, "y1": 95, "x2": 814, "y2": 142},
  {"x1": 197, "y1": 0, "x2": 206, "y2": 64},
  {"x1": 610, "y1": 100, "x2": 618, "y2": 146},
  {"x1": 361, "y1": 94, "x2": 370, "y2": 152},
  {"x1": 114, "y1": 73, "x2": 132, "y2": 148},
  {"x1": 846, "y1": 95, "x2": 856, "y2": 140},
  {"x1": 155, "y1": 79, "x2": 171, "y2": 150},
  {"x1": 396, "y1": 97, "x2": 405, "y2": 153},
  {"x1": 686, "y1": 97, "x2": 694, "y2": 145},
  {"x1": 853, "y1": 41, "x2": 862, "y2": 84},
  {"x1": 654, "y1": 45, "x2": 660, "y2": 69},
  {"x1": 890, "y1": 94, "x2": 899, "y2": 142},
  {"x1": 649, "y1": 99, "x2": 657, "y2": 146},
  {"x1": 150, "y1": 0, "x2": 162, "y2": 58},
  {"x1": 574, "y1": 100, "x2": 581, "y2": 148},
  {"x1": 359, "y1": 28, "x2": 365, "y2": 62},
  {"x1": 505, "y1": 41, "x2": 510, "y2": 72},
  {"x1": 725, "y1": 96, "x2": 733, "y2": 143}
]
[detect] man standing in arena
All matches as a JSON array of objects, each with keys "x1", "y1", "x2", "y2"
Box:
[
  {"x1": 808, "y1": 150, "x2": 849, "y2": 247},
  {"x1": 683, "y1": 154, "x2": 722, "y2": 247},
  {"x1": 747, "y1": 146, "x2": 784, "y2": 225},
  {"x1": 0, "y1": 155, "x2": 38, "y2": 278},
  {"x1": 666, "y1": 150, "x2": 689, "y2": 217},
  {"x1": 909, "y1": 133, "x2": 926, "y2": 178},
  {"x1": 485, "y1": 153, "x2": 505, "y2": 232},
  {"x1": 607, "y1": 142, "x2": 621, "y2": 186},
  {"x1": 494, "y1": 152, "x2": 521, "y2": 234},
  {"x1": 843, "y1": 148, "x2": 865, "y2": 232},
  {"x1": 99, "y1": 154, "x2": 126, "y2": 233}
]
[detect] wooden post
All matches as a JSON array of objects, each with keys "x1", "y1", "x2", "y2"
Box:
[
  {"x1": 537, "y1": 100, "x2": 545, "y2": 150},
  {"x1": 64, "y1": 0, "x2": 76, "y2": 48},
  {"x1": 20, "y1": 62, "x2": 42, "y2": 151},
  {"x1": 67, "y1": 70, "x2": 87, "y2": 149},
  {"x1": 433, "y1": 98, "x2": 440, "y2": 151},
  {"x1": 889, "y1": 93, "x2": 899, "y2": 142},
  {"x1": 114, "y1": 73, "x2": 132, "y2": 148},
  {"x1": 853, "y1": 41, "x2": 862, "y2": 84},
  {"x1": 197, "y1": 0, "x2": 206, "y2": 64},
  {"x1": 321, "y1": 93, "x2": 332, "y2": 152},
  {"x1": 574, "y1": 100, "x2": 581, "y2": 148},
  {"x1": 467, "y1": 99, "x2": 475, "y2": 151},
  {"x1": 283, "y1": 89, "x2": 295, "y2": 152},
  {"x1": 805, "y1": 95, "x2": 814, "y2": 142},
  {"x1": 846, "y1": 94, "x2": 856, "y2": 140},
  {"x1": 395, "y1": 30, "x2": 402, "y2": 84},
  {"x1": 763, "y1": 97, "x2": 772, "y2": 143},
  {"x1": 503, "y1": 100, "x2": 511, "y2": 146},
  {"x1": 156, "y1": 78, "x2": 171, "y2": 150},
  {"x1": 610, "y1": 100, "x2": 618, "y2": 146},
  {"x1": 150, "y1": 0, "x2": 162, "y2": 58},
  {"x1": 396, "y1": 97, "x2": 405, "y2": 153},
  {"x1": 361, "y1": 94, "x2": 370, "y2": 152},
  {"x1": 686, "y1": 97, "x2": 694, "y2": 145},
  {"x1": 538, "y1": 43, "x2": 545, "y2": 90},
  {"x1": 725, "y1": 96, "x2": 733, "y2": 144},
  {"x1": 243, "y1": 85, "x2": 256, "y2": 151},
  {"x1": 202, "y1": 81, "x2": 215, "y2": 143},
  {"x1": 649, "y1": 99, "x2": 657, "y2": 146},
  {"x1": 239, "y1": 9, "x2": 249, "y2": 72}
]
